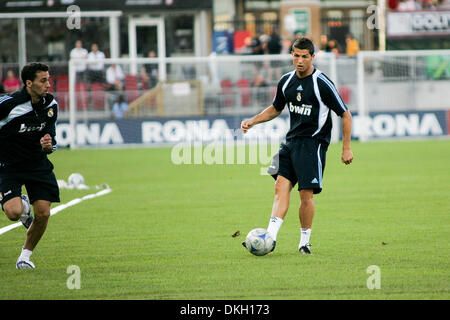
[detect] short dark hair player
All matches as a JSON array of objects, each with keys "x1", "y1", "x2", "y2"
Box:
[
  {"x1": 241, "y1": 38, "x2": 354, "y2": 254},
  {"x1": 0, "y1": 63, "x2": 60, "y2": 268}
]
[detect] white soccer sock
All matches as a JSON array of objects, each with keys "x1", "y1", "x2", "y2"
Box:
[
  {"x1": 19, "y1": 248, "x2": 33, "y2": 261},
  {"x1": 299, "y1": 228, "x2": 312, "y2": 248},
  {"x1": 267, "y1": 217, "x2": 283, "y2": 241}
]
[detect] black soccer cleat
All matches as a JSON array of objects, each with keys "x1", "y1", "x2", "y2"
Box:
[
  {"x1": 299, "y1": 243, "x2": 312, "y2": 255},
  {"x1": 242, "y1": 241, "x2": 247, "y2": 249}
]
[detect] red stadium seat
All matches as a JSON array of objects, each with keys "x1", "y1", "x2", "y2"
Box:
[
  {"x1": 55, "y1": 74, "x2": 68, "y2": 87},
  {"x1": 125, "y1": 74, "x2": 140, "y2": 103},
  {"x1": 56, "y1": 81, "x2": 69, "y2": 111},
  {"x1": 338, "y1": 86, "x2": 351, "y2": 104},
  {"x1": 75, "y1": 83, "x2": 89, "y2": 110},
  {"x1": 90, "y1": 82, "x2": 105, "y2": 110},
  {"x1": 220, "y1": 79, "x2": 235, "y2": 107},
  {"x1": 236, "y1": 78, "x2": 251, "y2": 107},
  {"x1": 48, "y1": 76, "x2": 55, "y2": 94}
]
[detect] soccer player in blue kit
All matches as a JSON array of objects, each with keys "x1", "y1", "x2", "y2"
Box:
[
  {"x1": 241, "y1": 37, "x2": 353, "y2": 254},
  {"x1": 0, "y1": 63, "x2": 59, "y2": 268}
]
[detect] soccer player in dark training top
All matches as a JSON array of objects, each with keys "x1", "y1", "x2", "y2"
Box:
[
  {"x1": 241, "y1": 37, "x2": 353, "y2": 254},
  {"x1": 0, "y1": 63, "x2": 60, "y2": 269}
]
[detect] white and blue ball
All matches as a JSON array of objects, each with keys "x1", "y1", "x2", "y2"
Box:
[
  {"x1": 244, "y1": 228, "x2": 275, "y2": 256},
  {"x1": 68, "y1": 173, "x2": 85, "y2": 187}
]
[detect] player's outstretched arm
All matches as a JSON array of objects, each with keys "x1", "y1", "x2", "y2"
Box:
[
  {"x1": 241, "y1": 105, "x2": 282, "y2": 133},
  {"x1": 341, "y1": 110, "x2": 353, "y2": 165}
]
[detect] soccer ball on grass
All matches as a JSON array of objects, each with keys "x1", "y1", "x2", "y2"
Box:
[
  {"x1": 244, "y1": 228, "x2": 275, "y2": 256},
  {"x1": 68, "y1": 173, "x2": 85, "y2": 187}
]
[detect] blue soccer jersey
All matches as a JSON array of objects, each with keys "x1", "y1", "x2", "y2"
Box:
[
  {"x1": 0, "y1": 87, "x2": 58, "y2": 169},
  {"x1": 272, "y1": 68, "x2": 348, "y2": 144}
]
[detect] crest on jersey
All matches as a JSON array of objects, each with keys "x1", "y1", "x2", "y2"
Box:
[
  {"x1": 47, "y1": 108, "x2": 54, "y2": 118},
  {"x1": 296, "y1": 92, "x2": 302, "y2": 102}
]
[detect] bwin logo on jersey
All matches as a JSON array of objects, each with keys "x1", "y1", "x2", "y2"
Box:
[
  {"x1": 18, "y1": 123, "x2": 46, "y2": 133},
  {"x1": 289, "y1": 102, "x2": 312, "y2": 116}
]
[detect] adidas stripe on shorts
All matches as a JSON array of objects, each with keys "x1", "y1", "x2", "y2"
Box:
[{"x1": 269, "y1": 137, "x2": 328, "y2": 194}]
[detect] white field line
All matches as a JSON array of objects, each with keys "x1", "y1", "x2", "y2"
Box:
[{"x1": 0, "y1": 188, "x2": 112, "y2": 236}]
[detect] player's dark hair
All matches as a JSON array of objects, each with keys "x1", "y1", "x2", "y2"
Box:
[
  {"x1": 292, "y1": 37, "x2": 315, "y2": 56},
  {"x1": 21, "y1": 63, "x2": 50, "y2": 85}
]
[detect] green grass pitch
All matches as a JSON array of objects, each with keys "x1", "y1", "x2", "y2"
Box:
[{"x1": 0, "y1": 139, "x2": 449, "y2": 300}]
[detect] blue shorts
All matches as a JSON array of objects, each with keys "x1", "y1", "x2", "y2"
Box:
[{"x1": 268, "y1": 137, "x2": 328, "y2": 194}]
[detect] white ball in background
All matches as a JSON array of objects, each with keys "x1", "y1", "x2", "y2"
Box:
[{"x1": 68, "y1": 173, "x2": 85, "y2": 187}]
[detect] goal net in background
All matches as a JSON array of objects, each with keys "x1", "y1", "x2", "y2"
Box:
[
  {"x1": 356, "y1": 50, "x2": 450, "y2": 142},
  {"x1": 65, "y1": 53, "x2": 338, "y2": 148}
]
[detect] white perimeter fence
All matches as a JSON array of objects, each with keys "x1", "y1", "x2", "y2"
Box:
[{"x1": 35, "y1": 50, "x2": 450, "y2": 147}]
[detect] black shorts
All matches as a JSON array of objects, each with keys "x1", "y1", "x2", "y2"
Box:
[
  {"x1": 268, "y1": 137, "x2": 328, "y2": 194},
  {"x1": 0, "y1": 160, "x2": 60, "y2": 206}
]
